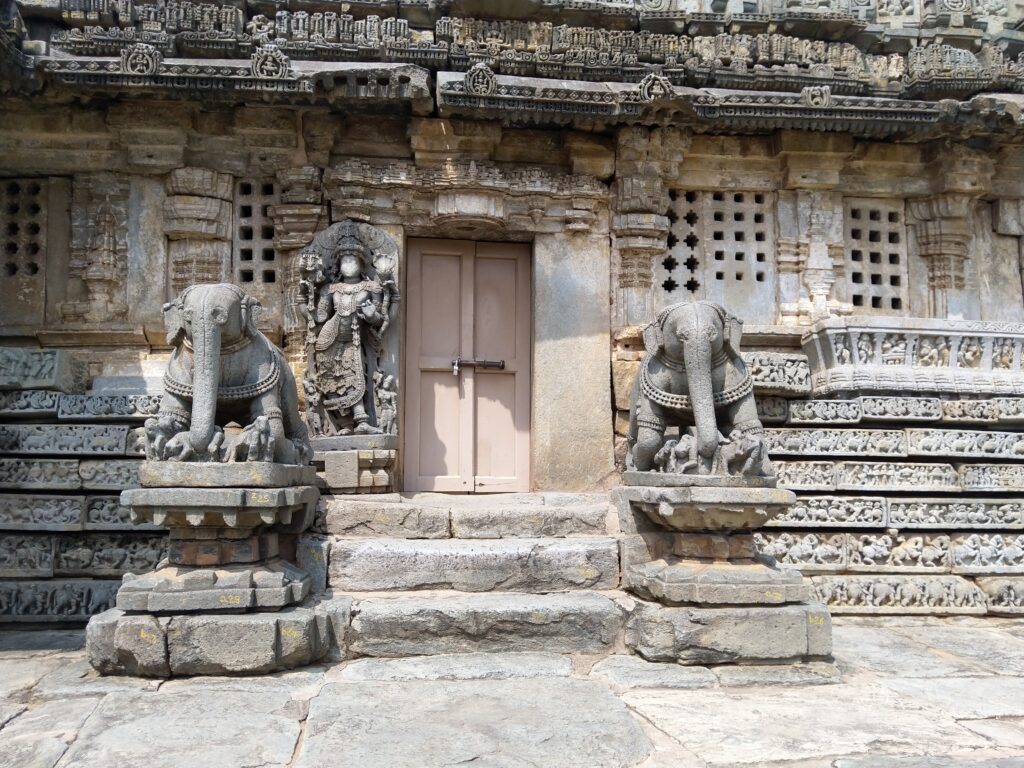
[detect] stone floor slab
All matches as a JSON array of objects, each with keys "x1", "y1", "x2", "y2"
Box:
[
  {"x1": 888, "y1": 625, "x2": 1024, "y2": 675},
  {"x1": 333, "y1": 652, "x2": 573, "y2": 682},
  {"x1": 831, "y1": 624, "x2": 992, "y2": 677},
  {"x1": 878, "y1": 677, "x2": 1024, "y2": 719},
  {"x1": 0, "y1": 658, "x2": 62, "y2": 699},
  {"x1": 0, "y1": 702, "x2": 25, "y2": 728},
  {"x1": 296, "y1": 679, "x2": 652, "y2": 768},
  {"x1": 31, "y1": 659, "x2": 161, "y2": 700},
  {"x1": 0, "y1": 631, "x2": 84, "y2": 658},
  {"x1": 712, "y1": 661, "x2": 840, "y2": 687},
  {"x1": 622, "y1": 684, "x2": 989, "y2": 766},
  {"x1": 56, "y1": 689, "x2": 302, "y2": 768},
  {"x1": 960, "y1": 718, "x2": 1024, "y2": 749},
  {"x1": 589, "y1": 655, "x2": 717, "y2": 690},
  {"x1": 0, "y1": 697, "x2": 100, "y2": 768}
]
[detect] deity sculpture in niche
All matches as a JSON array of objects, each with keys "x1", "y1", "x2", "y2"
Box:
[
  {"x1": 626, "y1": 300, "x2": 772, "y2": 479},
  {"x1": 298, "y1": 220, "x2": 399, "y2": 436}
]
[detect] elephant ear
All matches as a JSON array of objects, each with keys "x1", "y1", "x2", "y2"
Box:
[
  {"x1": 642, "y1": 318, "x2": 664, "y2": 354},
  {"x1": 162, "y1": 298, "x2": 186, "y2": 348},
  {"x1": 241, "y1": 295, "x2": 263, "y2": 337},
  {"x1": 723, "y1": 309, "x2": 744, "y2": 354}
]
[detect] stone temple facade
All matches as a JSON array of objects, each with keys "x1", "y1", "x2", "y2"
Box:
[{"x1": 4, "y1": 0, "x2": 1024, "y2": 634}]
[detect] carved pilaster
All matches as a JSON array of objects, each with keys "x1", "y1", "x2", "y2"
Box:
[
  {"x1": 161, "y1": 168, "x2": 233, "y2": 298},
  {"x1": 271, "y1": 167, "x2": 326, "y2": 364}
]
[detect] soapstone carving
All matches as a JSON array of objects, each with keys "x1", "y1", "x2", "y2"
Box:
[
  {"x1": 627, "y1": 300, "x2": 771, "y2": 477},
  {"x1": 142, "y1": 283, "x2": 312, "y2": 464},
  {"x1": 298, "y1": 220, "x2": 400, "y2": 437}
]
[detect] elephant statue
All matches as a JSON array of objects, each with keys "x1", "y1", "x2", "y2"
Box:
[
  {"x1": 627, "y1": 300, "x2": 770, "y2": 477},
  {"x1": 144, "y1": 283, "x2": 313, "y2": 465}
]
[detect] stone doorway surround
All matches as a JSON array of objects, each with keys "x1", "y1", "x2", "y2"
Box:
[{"x1": 324, "y1": 158, "x2": 615, "y2": 492}]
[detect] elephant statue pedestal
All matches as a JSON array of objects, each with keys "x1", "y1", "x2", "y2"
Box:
[
  {"x1": 615, "y1": 476, "x2": 832, "y2": 666},
  {"x1": 85, "y1": 283, "x2": 347, "y2": 678},
  {"x1": 618, "y1": 300, "x2": 832, "y2": 666}
]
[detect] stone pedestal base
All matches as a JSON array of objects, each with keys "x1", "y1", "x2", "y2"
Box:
[
  {"x1": 311, "y1": 435, "x2": 398, "y2": 493},
  {"x1": 626, "y1": 600, "x2": 832, "y2": 665},
  {"x1": 87, "y1": 595, "x2": 352, "y2": 677},
  {"x1": 615, "y1": 479, "x2": 833, "y2": 666},
  {"x1": 116, "y1": 558, "x2": 311, "y2": 612}
]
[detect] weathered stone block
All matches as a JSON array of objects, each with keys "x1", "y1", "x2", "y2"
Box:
[
  {"x1": 350, "y1": 592, "x2": 623, "y2": 657},
  {"x1": 166, "y1": 167, "x2": 233, "y2": 199},
  {"x1": 167, "y1": 613, "x2": 279, "y2": 675},
  {"x1": 113, "y1": 614, "x2": 170, "y2": 677},
  {"x1": 625, "y1": 601, "x2": 830, "y2": 665},
  {"x1": 162, "y1": 195, "x2": 232, "y2": 239},
  {"x1": 323, "y1": 451, "x2": 359, "y2": 489},
  {"x1": 297, "y1": 533, "x2": 330, "y2": 592},
  {"x1": 450, "y1": 503, "x2": 609, "y2": 538},
  {"x1": 85, "y1": 607, "x2": 121, "y2": 674},
  {"x1": 138, "y1": 461, "x2": 316, "y2": 488},
  {"x1": 329, "y1": 537, "x2": 619, "y2": 592},
  {"x1": 611, "y1": 359, "x2": 639, "y2": 412},
  {"x1": 314, "y1": 593, "x2": 353, "y2": 662},
  {"x1": 319, "y1": 497, "x2": 450, "y2": 538},
  {"x1": 0, "y1": 348, "x2": 86, "y2": 393}
]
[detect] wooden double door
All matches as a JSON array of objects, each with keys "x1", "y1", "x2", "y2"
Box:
[{"x1": 404, "y1": 239, "x2": 532, "y2": 492}]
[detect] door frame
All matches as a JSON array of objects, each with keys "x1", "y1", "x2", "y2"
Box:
[{"x1": 401, "y1": 237, "x2": 533, "y2": 493}]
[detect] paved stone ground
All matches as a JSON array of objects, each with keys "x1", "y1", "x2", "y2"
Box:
[{"x1": 3, "y1": 616, "x2": 1024, "y2": 767}]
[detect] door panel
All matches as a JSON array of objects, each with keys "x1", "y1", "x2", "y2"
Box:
[{"x1": 405, "y1": 239, "x2": 531, "y2": 492}]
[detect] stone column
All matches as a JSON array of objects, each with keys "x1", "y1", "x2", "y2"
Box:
[
  {"x1": 774, "y1": 133, "x2": 851, "y2": 324},
  {"x1": 533, "y1": 231, "x2": 614, "y2": 491},
  {"x1": 269, "y1": 167, "x2": 327, "y2": 365},
  {"x1": 162, "y1": 168, "x2": 233, "y2": 297}
]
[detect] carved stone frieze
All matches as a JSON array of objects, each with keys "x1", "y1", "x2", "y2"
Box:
[
  {"x1": 0, "y1": 494, "x2": 84, "y2": 531},
  {"x1": 0, "y1": 534, "x2": 54, "y2": 577},
  {"x1": 848, "y1": 532, "x2": 951, "y2": 572},
  {"x1": 907, "y1": 428, "x2": 1024, "y2": 459},
  {"x1": 774, "y1": 460, "x2": 837, "y2": 490},
  {"x1": 859, "y1": 396, "x2": 942, "y2": 422},
  {"x1": 810, "y1": 574, "x2": 986, "y2": 613},
  {"x1": 78, "y1": 459, "x2": 140, "y2": 490},
  {"x1": 744, "y1": 352, "x2": 811, "y2": 396},
  {"x1": 960, "y1": 463, "x2": 1024, "y2": 492},
  {"x1": 0, "y1": 424, "x2": 142, "y2": 456},
  {"x1": 953, "y1": 534, "x2": 1024, "y2": 574},
  {"x1": 0, "y1": 458, "x2": 82, "y2": 490},
  {"x1": 0, "y1": 348, "x2": 87, "y2": 393},
  {"x1": 941, "y1": 399, "x2": 1000, "y2": 423},
  {"x1": 979, "y1": 577, "x2": 1024, "y2": 614},
  {"x1": 755, "y1": 531, "x2": 846, "y2": 571},
  {"x1": 53, "y1": 533, "x2": 166, "y2": 576},
  {"x1": 836, "y1": 461, "x2": 960, "y2": 491},
  {"x1": 765, "y1": 428, "x2": 907, "y2": 456},
  {"x1": 889, "y1": 499, "x2": 1024, "y2": 529},
  {"x1": 804, "y1": 317, "x2": 1024, "y2": 397},
  {"x1": 0, "y1": 390, "x2": 61, "y2": 419},
  {"x1": 0, "y1": 579, "x2": 119, "y2": 622},
  {"x1": 767, "y1": 495, "x2": 886, "y2": 527},
  {"x1": 755, "y1": 396, "x2": 789, "y2": 423},
  {"x1": 787, "y1": 399, "x2": 861, "y2": 424},
  {"x1": 85, "y1": 495, "x2": 150, "y2": 530},
  {"x1": 58, "y1": 394, "x2": 161, "y2": 421}
]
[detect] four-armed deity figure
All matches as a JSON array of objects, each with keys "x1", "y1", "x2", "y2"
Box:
[{"x1": 298, "y1": 220, "x2": 399, "y2": 436}]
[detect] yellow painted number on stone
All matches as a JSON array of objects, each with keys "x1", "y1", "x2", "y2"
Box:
[
  {"x1": 218, "y1": 594, "x2": 243, "y2": 606},
  {"x1": 139, "y1": 628, "x2": 158, "y2": 644},
  {"x1": 809, "y1": 615, "x2": 825, "y2": 625},
  {"x1": 766, "y1": 590, "x2": 783, "y2": 600},
  {"x1": 280, "y1": 626, "x2": 300, "y2": 639},
  {"x1": 250, "y1": 493, "x2": 271, "y2": 503}
]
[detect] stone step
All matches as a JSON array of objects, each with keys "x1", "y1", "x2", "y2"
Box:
[
  {"x1": 347, "y1": 590, "x2": 624, "y2": 657},
  {"x1": 328, "y1": 537, "x2": 620, "y2": 592},
  {"x1": 319, "y1": 495, "x2": 611, "y2": 539}
]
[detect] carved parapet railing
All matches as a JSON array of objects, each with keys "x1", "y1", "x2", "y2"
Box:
[{"x1": 803, "y1": 316, "x2": 1024, "y2": 396}]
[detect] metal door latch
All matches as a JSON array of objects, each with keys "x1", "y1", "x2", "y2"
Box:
[{"x1": 452, "y1": 358, "x2": 506, "y2": 375}]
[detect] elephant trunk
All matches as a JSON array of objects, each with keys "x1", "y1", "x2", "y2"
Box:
[
  {"x1": 189, "y1": 295, "x2": 221, "y2": 457},
  {"x1": 683, "y1": 334, "x2": 718, "y2": 467}
]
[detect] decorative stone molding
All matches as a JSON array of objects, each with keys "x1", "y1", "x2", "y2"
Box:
[
  {"x1": 810, "y1": 574, "x2": 986, "y2": 613},
  {"x1": 766, "y1": 495, "x2": 887, "y2": 527},
  {"x1": 803, "y1": 316, "x2": 1024, "y2": 396},
  {"x1": 765, "y1": 427, "x2": 907, "y2": 456},
  {"x1": 0, "y1": 424, "x2": 143, "y2": 456},
  {"x1": 889, "y1": 499, "x2": 1024, "y2": 529}
]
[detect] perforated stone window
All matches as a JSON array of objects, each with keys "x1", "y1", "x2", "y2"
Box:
[
  {"x1": 0, "y1": 178, "x2": 47, "y2": 326},
  {"x1": 233, "y1": 179, "x2": 281, "y2": 326},
  {"x1": 843, "y1": 198, "x2": 908, "y2": 314},
  {"x1": 658, "y1": 189, "x2": 777, "y2": 324}
]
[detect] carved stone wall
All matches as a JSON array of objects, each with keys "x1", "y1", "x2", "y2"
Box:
[{"x1": 0, "y1": 348, "x2": 162, "y2": 624}]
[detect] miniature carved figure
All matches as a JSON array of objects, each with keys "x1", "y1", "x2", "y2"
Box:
[
  {"x1": 626, "y1": 300, "x2": 771, "y2": 477},
  {"x1": 299, "y1": 220, "x2": 399, "y2": 437},
  {"x1": 143, "y1": 283, "x2": 312, "y2": 464}
]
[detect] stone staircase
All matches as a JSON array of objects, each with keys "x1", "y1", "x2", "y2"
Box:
[{"x1": 310, "y1": 493, "x2": 628, "y2": 657}]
